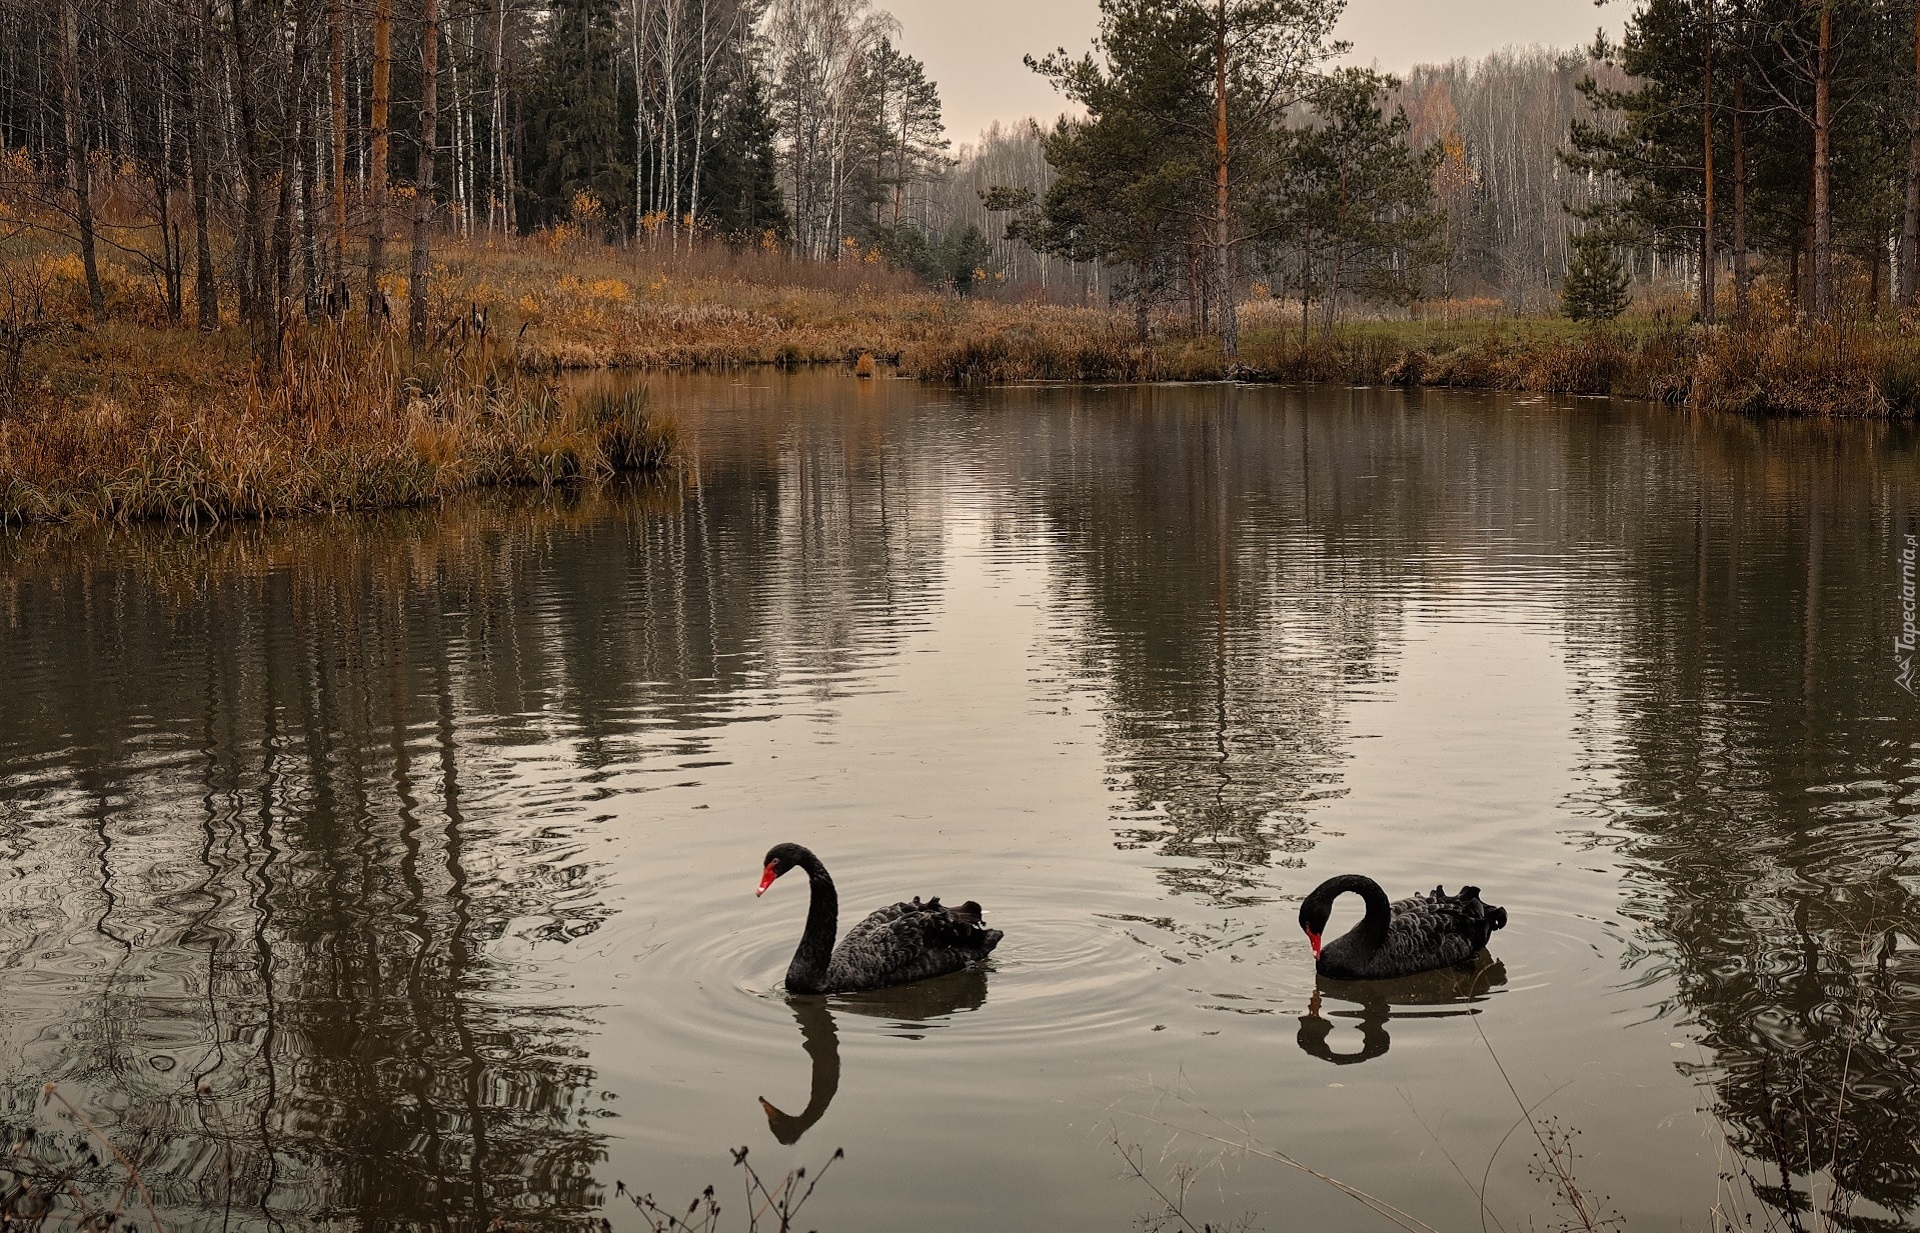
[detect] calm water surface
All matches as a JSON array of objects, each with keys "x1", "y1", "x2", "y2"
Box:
[{"x1": 3, "y1": 374, "x2": 1919, "y2": 1231}]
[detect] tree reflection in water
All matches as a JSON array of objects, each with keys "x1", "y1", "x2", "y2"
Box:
[
  {"x1": 1559, "y1": 421, "x2": 1920, "y2": 1226},
  {"x1": 1296, "y1": 960, "x2": 1507, "y2": 1066},
  {"x1": 1018, "y1": 389, "x2": 1920, "y2": 1225},
  {"x1": 0, "y1": 496, "x2": 691, "y2": 1231},
  {"x1": 1012, "y1": 390, "x2": 1402, "y2": 908},
  {"x1": 0, "y1": 435, "x2": 959, "y2": 1230}
]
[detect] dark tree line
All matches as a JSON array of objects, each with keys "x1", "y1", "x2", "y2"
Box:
[{"x1": 1568, "y1": 0, "x2": 1920, "y2": 322}]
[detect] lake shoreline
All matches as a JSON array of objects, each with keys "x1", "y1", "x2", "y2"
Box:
[
  {"x1": 1, "y1": 329, "x2": 675, "y2": 527},
  {"x1": 7, "y1": 242, "x2": 1916, "y2": 526}
]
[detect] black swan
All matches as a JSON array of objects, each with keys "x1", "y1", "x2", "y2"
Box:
[
  {"x1": 756, "y1": 843, "x2": 1003, "y2": 994},
  {"x1": 1297, "y1": 874, "x2": 1507, "y2": 980}
]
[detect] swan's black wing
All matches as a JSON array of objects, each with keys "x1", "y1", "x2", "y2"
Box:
[
  {"x1": 1375, "y1": 885, "x2": 1506, "y2": 976},
  {"x1": 822, "y1": 897, "x2": 1003, "y2": 993}
]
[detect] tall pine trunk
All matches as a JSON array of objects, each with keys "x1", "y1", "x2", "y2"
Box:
[
  {"x1": 299, "y1": 103, "x2": 320, "y2": 314},
  {"x1": 367, "y1": 0, "x2": 392, "y2": 323},
  {"x1": 493, "y1": 0, "x2": 507, "y2": 235},
  {"x1": 277, "y1": 0, "x2": 316, "y2": 327},
  {"x1": 408, "y1": 0, "x2": 440, "y2": 345},
  {"x1": 329, "y1": 0, "x2": 349, "y2": 306},
  {"x1": 1811, "y1": 0, "x2": 1832, "y2": 321},
  {"x1": 1732, "y1": 59, "x2": 1747, "y2": 319},
  {"x1": 1213, "y1": 0, "x2": 1236, "y2": 362},
  {"x1": 1902, "y1": 0, "x2": 1920, "y2": 307}
]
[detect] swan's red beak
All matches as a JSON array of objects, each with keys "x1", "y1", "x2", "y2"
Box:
[
  {"x1": 1306, "y1": 930, "x2": 1322, "y2": 958},
  {"x1": 756, "y1": 862, "x2": 779, "y2": 897}
]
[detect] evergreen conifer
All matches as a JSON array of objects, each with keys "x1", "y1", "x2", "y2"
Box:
[
  {"x1": 520, "y1": 0, "x2": 629, "y2": 231},
  {"x1": 1561, "y1": 237, "x2": 1631, "y2": 323}
]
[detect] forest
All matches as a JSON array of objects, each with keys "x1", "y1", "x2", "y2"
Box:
[
  {"x1": 4, "y1": 0, "x2": 1914, "y2": 336},
  {"x1": 0, "y1": 0, "x2": 972, "y2": 345}
]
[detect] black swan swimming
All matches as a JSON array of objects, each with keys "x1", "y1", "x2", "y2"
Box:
[
  {"x1": 1297, "y1": 874, "x2": 1507, "y2": 980},
  {"x1": 756, "y1": 843, "x2": 1003, "y2": 994}
]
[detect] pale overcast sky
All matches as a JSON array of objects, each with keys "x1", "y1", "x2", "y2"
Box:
[{"x1": 886, "y1": 0, "x2": 1625, "y2": 146}]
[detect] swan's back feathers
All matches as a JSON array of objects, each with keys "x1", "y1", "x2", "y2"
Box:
[
  {"x1": 1319, "y1": 883, "x2": 1506, "y2": 981},
  {"x1": 823, "y1": 896, "x2": 1002, "y2": 993}
]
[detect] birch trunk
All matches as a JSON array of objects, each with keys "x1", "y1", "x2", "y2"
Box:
[
  {"x1": 1700, "y1": 0, "x2": 1715, "y2": 325},
  {"x1": 189, "y1": 0, "x2": 219, "y2": 329}
]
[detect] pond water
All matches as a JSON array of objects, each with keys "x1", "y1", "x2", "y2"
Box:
[{"x1": 3, "y1": 372, "x2": 1919, "y2": 1232}]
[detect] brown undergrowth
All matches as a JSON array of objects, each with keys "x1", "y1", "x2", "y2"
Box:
[
  {"x1": 0, "y1": 321, "x2": 675, "y2": 525},
  {"x1": 898, "y1": 300, "x2": 1920, "y2": 416}
]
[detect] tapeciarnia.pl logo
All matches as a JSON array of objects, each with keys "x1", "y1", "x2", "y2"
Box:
[{"x1": 1899, "y1": 533, "x2": 1918, "y2": 695}]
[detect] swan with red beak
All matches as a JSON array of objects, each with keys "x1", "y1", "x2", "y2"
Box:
[
  {"x1": 1298, "y1": 873, "x2": 1506, "y2": 981},
  {"x1": 755, "y1": 842, "x2": 1003, "y2": 995}
]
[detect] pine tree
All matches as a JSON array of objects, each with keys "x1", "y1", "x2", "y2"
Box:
[
  {"x1": 939, "y1": 224, "x2": 993, "y2": 293},
  {"x1": 519, "y1": 0, "x2": 630, "y2": 231},
  {"x1": 1561, "y1": 237, "x2": 1631, "y2": 322},
  {"x1": 863, "y1": 39, "x2": 950, "y2": 231},
  {"x1": 1012, "y1": 0, "x2": 1216, "y2": 335},
  {"x1": 702, "y1": 61, "x2": 791, "y2": 243},
  {"x1": 1264, "y1": 68, "x2": 1441, "y2": 337}
]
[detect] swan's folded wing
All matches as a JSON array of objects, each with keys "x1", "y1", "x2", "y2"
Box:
[
  {"x1": 1388, "y1": 890, "x2": 1492, "y2": 965},
  {"x1": 827, "y1": 898, "x2": 999, "y2": 989}
]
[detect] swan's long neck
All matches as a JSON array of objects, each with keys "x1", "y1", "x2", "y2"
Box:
[
  {"x1": 786, "y1": 851, "x2": 839, "y2": 995},
  {"x1": 1318, "y1": 874, "x2": 1392, "y2": 952},
  {"x1": 1350, "y1": 876, "x2": 1392, "y2": 948}
]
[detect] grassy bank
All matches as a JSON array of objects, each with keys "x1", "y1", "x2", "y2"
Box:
[
  {"x1": 7, "y1": 234, "x2": 1919, "y2": 525},
  {"x1": 1, "y1": 323, "x2": 673, "y2": 525},
  {"x1": 905, "y1": 302, "x2": 1920, "y2": 417}
]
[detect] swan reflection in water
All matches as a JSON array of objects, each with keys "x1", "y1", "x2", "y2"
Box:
[
  {"x1": 759, "y1": 967, "x2": 990, "y2": 1143},
  {"x1": 1296, "y1": 957, "x2": 1507, "y2": 1066}
]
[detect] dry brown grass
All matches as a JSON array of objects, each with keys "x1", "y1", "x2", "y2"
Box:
[
  {"x1": 432, "y1": 235, "x2": 954, "y2": 369},
  {"x1": 1, "y1": 322, "x2": 675, "y2": 525}
]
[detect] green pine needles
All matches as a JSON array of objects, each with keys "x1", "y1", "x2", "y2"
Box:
[{"x1": 1561, "y1": 239, "x2": 1630, "y2": 324}]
